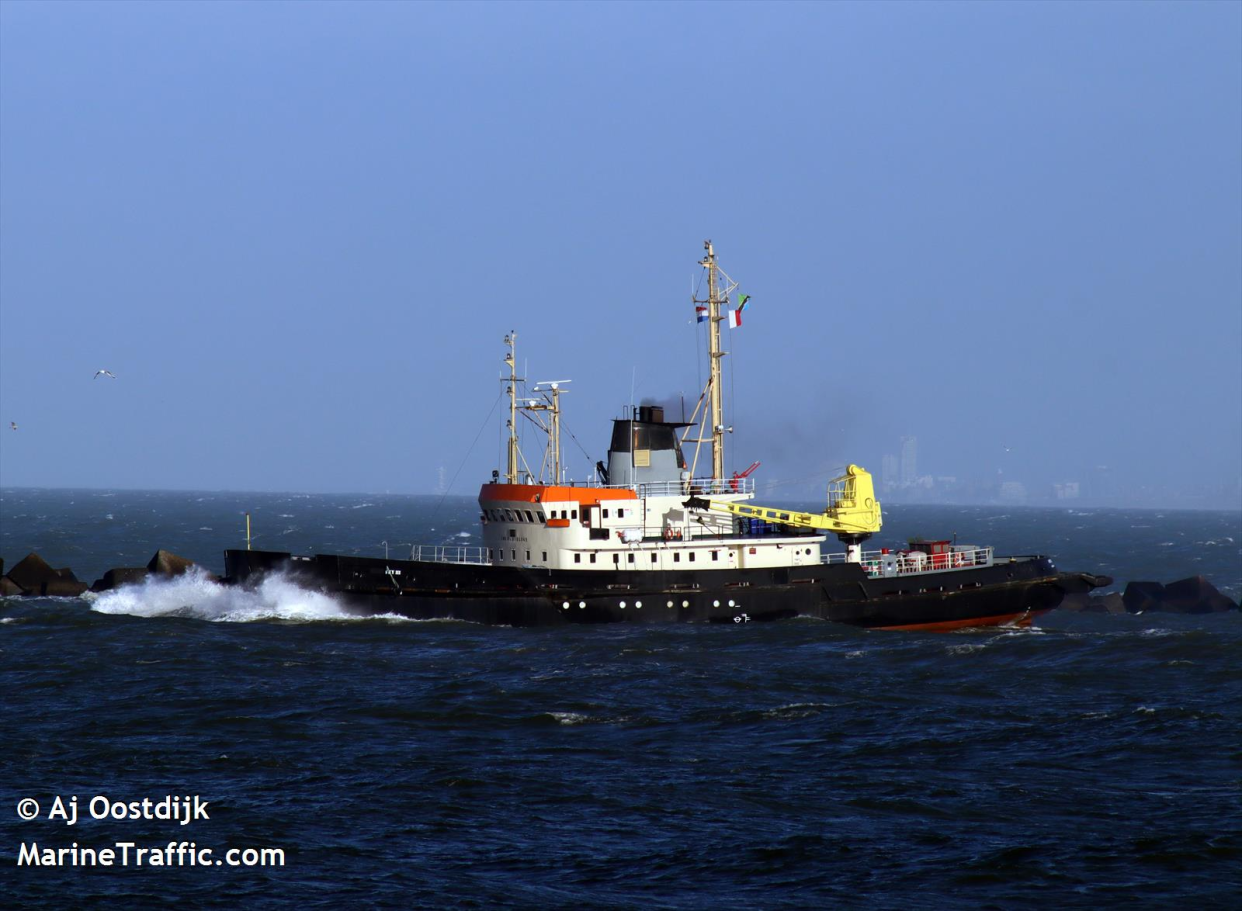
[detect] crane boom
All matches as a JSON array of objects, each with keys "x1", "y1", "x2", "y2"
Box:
[{"x1": 684, "y1": 464, "x2": 883, "y2": 536}]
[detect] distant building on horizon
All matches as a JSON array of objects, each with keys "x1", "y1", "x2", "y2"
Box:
[
  {"x1": 999, "y1": 481, "x2": 1028, "y2": 504},
  {"x1": 900, "y1": 437, "x2": 917, "y2": 487},
  {"x1": 1053, "y1": 481, "x2": 1080, "y2": 501},
  {"x1": 881, "y1": 454, "x2": 899, "y2": 493}
]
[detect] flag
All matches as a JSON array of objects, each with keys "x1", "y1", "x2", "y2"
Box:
[
  {"x1": 738, "y1": 293, "x2": 751, "y2": 312},
  {"x1": 727, "y1": 308, "x2": 742, "y2": 329},
  {"x1": 696, "y1": 305, "x2": 708, "y2": 323}
]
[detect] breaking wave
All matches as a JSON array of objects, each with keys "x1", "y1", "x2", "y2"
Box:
[{"x1": 88, "y1": 567, "x2": 390, "y2": 623}]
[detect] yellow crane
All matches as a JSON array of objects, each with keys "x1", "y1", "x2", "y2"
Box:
[{"x1": 684, "y1": 463, "x2": 883, "y2": 548}]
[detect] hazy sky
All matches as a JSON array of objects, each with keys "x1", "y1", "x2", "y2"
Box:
[{"x1": 1, "y1": 1, "x2": 1239, "y2": 505}]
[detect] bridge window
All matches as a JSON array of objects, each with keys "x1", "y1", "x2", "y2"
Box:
[
  {"x1": 525, "y1": 511, "x2": 534, "y2": 522},
  {"x1": 538, "y1": 512, "x2": 546, "y2": 522}
]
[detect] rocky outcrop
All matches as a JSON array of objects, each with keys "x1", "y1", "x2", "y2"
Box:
[
  {"x1": 1059, "y1": 592, "x2": 1126, "y2": 614},
  {"x1": 89, "y1": 567, "x2": 150, "y2": 593},
  {"x1": 1119, "y1": 577, "x2": 1237, "y2": 614},
  {"x1": 5, "y1": 552, "x2": 60, "y2": 594},
  {"x1": 0, "y1": 553, "x2": 89, "y2": 597},
  {"x1": 1061, "y1": 579, "x2": 1236, "y2": 615},
  {"x1": 1159, "y1": 575, "x2": 1238, "y2": 613},
  {"x1": 147, "y1": 550, "x2": 198, "y2": 577}
]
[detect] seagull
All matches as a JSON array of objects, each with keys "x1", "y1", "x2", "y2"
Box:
[
  {"x1": 94, "y1": 369, "x2": 117, "y2": 380},
  {"x1": 8, "y1": 422, "x2": 15, "y2": 431}
]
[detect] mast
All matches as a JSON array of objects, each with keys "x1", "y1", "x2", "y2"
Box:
[
  {"x1": 550, "y1": 384, "x2": 562, "y2": 484},
  {"x1": 503, "y1": 331, "x2": 519, "y2": 484},
  {"x1": 700, "y1": 240, "x2": 725, "y2": 480}
]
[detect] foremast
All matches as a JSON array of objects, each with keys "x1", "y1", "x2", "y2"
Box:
[{"x1": 690, "y1": 240, "x2": 736, "y2": 481}]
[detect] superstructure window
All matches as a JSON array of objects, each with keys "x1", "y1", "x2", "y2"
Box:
[
  {"x1": 651, "y1": 554, "x2": 657, "y2": 563},
  {"x1": 674, "y1": 553, "x2": 681, "y2": 563},
  {"x1": 511, "y1": 550, "x2": 516, "y2": 560},
  {"x1": 572, "y1": 509, "x2": 578, "y2": 520},
  {"x1": 613, "y1": 554, "x2": 620, "y2": 564},
  {"x1": 574, "y1": 553, "x2": 581, "y2": 564},
  {"x1": 542, "y1": 552, "x2": 547, "y2": 561},
  {"x1": 689, "y1": 552, "x2": 696, "y2": 562},
  {"x1": 627, "y1": 554, "x2": 635, "y2": 564},
  {"x1": 712, "y1": 551, "x2": 719, "y2": 561},
  {"x1": 603, "y1": 509, "x2": 610, "y2": 519},
  {"x1": 526, "y1": 550, "x2": 531, "y2": 561},
  {"x1": 617, "y1": 508, "x2": 625, "y2": 518},
  {"x1": 590, "y1": 553, "x2": 597, "y2": 564}
]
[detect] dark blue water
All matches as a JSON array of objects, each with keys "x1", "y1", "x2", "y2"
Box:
[{"x1": 3, "y1": 489, "x2": 1240, "y2": 907}]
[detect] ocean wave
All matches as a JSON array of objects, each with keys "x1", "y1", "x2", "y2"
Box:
[{"x1": 89, "y1": 567, "x2": 370, "y2": 623}]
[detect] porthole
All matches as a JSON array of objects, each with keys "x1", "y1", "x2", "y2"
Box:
[
  {"x1": 712, "y1": 600, "x2": 720, "y2": 608},
  {"x1": 578, "y1": 601, "x2": 586, "y2": 608},
  {"x1": 681, "y1": 600, "x2": 689, "y2": 608},
  {"x1": 727, "y1": 599, "x2": 735, "y2": 607},
  {"x1": 562, "y1": 602, "x2": 569, "y2": 609},
  {"x1": 620, "y1": 601, "x2": 627, "y2": 609},
  {"x1": 667, "y1": 600, "x2": 674, "y2": 608},
  {"x1": 635, "y1": 601, "x2": 642, "y2": 608}
]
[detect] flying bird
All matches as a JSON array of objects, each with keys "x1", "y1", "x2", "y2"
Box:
[
  {"x1": 94, "y1": 369, "x2": 117, "y2": 380},
  {"x1": 8, "y1": 422, "x2": 15, "y2": 431}
]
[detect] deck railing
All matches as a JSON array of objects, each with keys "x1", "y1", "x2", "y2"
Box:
[
  {"x1": 534, "y1": 477, "x2": 754, "y2": 497},
  {"x1": 409, "y1": 545, "x2": 491, "y2": 565},
  {"x1": 637, "y1": 477, "x2": 755, "y2": 498},
  {"x1": 823, "y1": 546, "x2": 994, "y2": 577}
]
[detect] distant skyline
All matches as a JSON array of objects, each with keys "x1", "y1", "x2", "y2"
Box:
[{"x1": 1, "y1": 1, "x2": 1239, "y2": 509}]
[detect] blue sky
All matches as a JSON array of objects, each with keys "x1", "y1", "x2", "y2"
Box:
[{"x1": 1, "y1": 1, "x2": 1239, "y2": 505}]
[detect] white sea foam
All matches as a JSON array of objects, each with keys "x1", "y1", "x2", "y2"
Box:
[
  {"x1": 90, "y1": 567, "x2": 368, "y2": 623},
  {"x1": 549, "y1": 711, "x2": 590, "y2": 725}
]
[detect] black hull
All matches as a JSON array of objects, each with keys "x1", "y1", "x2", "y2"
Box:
[{"x1": 223, "y1": 549, "x2": 1108, "y2": 630}]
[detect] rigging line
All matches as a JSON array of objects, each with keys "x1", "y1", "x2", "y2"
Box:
[
  {"x1": 728, "y1": 319, "x2": 737, "y2": 476},
  {"x1": 762, "y1": 465, "x2": 851, "y2": 489},
  {"x1": 429, "y1": 389, "x2": 505, "y2": 528},
  {"x1": 559, "y1": 420, "x2": 595, "y2": 464}
]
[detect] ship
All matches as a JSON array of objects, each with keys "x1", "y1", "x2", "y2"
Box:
[{"x1": 224, "y1": 242, "x2": 1109, "y2": 629}]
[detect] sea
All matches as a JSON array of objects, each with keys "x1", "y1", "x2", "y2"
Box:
[{"x1": 2, "y1": 488, "x2": 1240, "y2": 908}]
